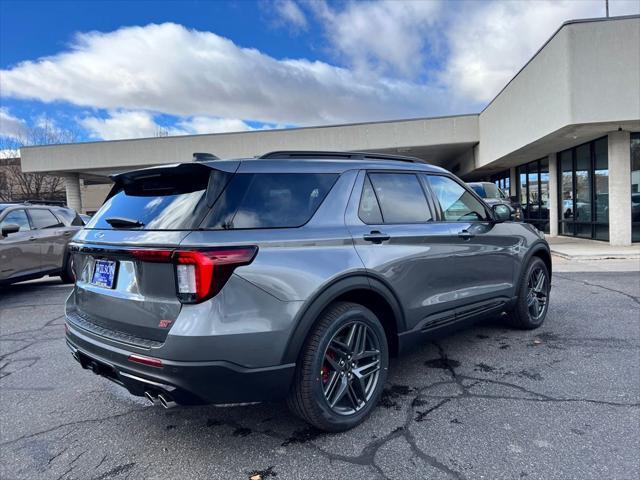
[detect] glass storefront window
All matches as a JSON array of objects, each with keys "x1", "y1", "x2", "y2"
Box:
[
  {"x1": 560, "y1": 150, "x2": 574, "y2": 235},
  {"x1": 594, "y1": 138, "x2": 609, "y2": 241},
  {"x1": 540, "y1": 158, "x2": 549, "y2": 233},
  {"x1": 632, "y1": 133, "x2": 640, "y2": 242},
  {"x1": 557, "y1": 136, "x2": 609, "y2": 241},
  {"x1": 516, "y1": 158, "x2": 549, "y2": 233},
  {"x1": 490, "y1": 170, "x2": 510, "y2": 196}
]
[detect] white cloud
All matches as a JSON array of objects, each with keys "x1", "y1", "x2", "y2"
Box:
[
  {"x1": 173, "y1": 116, "x2": 254, "y2": 135},
  {"x1": 272, "y1": 0, "x2": 308, "y2": 30},
  {"x1": 80, "y1": 110, "x2": 161, "y2": 140},
  {"x1": 80, "y1": 110, "x2": 256, "y2": 140},
  {"x1": 310, "y1": 0, "x2": 442, "y2": 78},
  {"x1": 0, "y1": 23, "x2": 455, "y2": 127},
  {"x1": 0, "y1": 107, "x2": 27, "y2": 140},
  {"x1": 0, "y1": 149, "x2": 20, "y2": 159},
  {"x1": 311, "y1": 0, "x2": 640, "y2": 103},
  {"x1": 442, "y1": 0, "x2": 640, "y2": 103}
]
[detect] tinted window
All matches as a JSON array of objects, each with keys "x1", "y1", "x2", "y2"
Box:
[
  {"x1": 1, "y1": 209, "x2": 30, "y2": 231},
  {"x1": 358, "y1": 176, "x2": 383, "y2": 224},
  {"x1": 368, "y1": 173, "x2": 431, "y2": 223},
  {"x1": 29, "y1": 209, "x2": 62, "y2": 229},
  {"x1": 482, "y1": 183, "x2": 502, "y2": 199},
  {"x1": 205, "y1": 173, "x2": 337, "y2": 229},
  {"x1": 52, "y1": 207, "x2": 84, "y2": 226},
  {"x1": 469, "y1": 184, "x2": 485, "y2": 197},
  {"x1": 88, "y1": 170, "x2": 217, "y2": 230},
  {"x1": 427, "y1": 175, "x2": 488, "y2": 221}
]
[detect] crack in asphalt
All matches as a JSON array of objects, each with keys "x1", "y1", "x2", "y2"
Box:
[
  {"x1": 2, "y1": 275, "x2": 639, "y2": 479},
  {"x1": 0, "y1": 409, "x2": 145, "y2": 448},
  {"x1": 554, "y1": 273, "x2": 640, "y2": 306}
]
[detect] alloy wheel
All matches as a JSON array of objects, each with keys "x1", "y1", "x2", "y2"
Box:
[
  {"x1": 526, "y1": 267, "x2": 548, "y2": 321},
  {"x1": 321, "y1": 321, "x2": 381, "y2": 415}
]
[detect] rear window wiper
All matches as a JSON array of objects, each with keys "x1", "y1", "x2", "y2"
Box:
[{"x1": 105, "y1": 217, "x2": 145, "y2": 228}]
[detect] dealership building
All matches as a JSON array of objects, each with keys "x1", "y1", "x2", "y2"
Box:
[{"x1": 21, "y1": 15, "x2": 640, "y2": 245}]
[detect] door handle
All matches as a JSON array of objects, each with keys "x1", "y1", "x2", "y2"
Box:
[
  {"x1": 29, "y1": 236, "x2": 37, "y2": 241},
  {"x1": 363, "y1": 231, "x2": 391, "y2": 244},
  {"x1": 458, "y1": 229, "x2": 474, "y2": 240}
]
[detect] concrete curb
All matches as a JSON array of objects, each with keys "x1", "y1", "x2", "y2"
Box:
[{"x1": 551, "y1": 251, "x2": 640, "y2": 261}]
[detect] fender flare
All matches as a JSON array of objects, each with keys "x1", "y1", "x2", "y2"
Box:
[
  {"x1": 517, "y1": 241, "x2": 552, "y2": 292},
  {"x1": 281, "y1": 273, "x2": 405, "y2": 364}
]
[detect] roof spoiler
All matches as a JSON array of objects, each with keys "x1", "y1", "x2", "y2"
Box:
[{"x1": 193, "y1": 152, "x2": 219, "y2": 162}]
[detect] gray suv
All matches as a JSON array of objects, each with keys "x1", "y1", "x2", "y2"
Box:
[
  {"x1": 65, "y1": 151, "x2": 551, "y2": 431},
  {"x1": 0, "y1": 202, "x2": 82, "y2": 285}
]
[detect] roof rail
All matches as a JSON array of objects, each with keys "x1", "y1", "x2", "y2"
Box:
[
  {"x1": 1, "y1": 199, "x2": 67, "y2": 206},
  {"x1": 193, "y1": 152, "x2": 220, "y2": 162},
  {"x1": 259, "y1": 150, "x2": 428, "y2": 164}
]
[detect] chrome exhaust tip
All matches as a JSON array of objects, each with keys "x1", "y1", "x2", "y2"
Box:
[
  {"x1": 157, "y1": 392, "x2": 177, "y2": 409},
  {"x1": 144, "y1": 391, "x2": 158, "y2": 405}
]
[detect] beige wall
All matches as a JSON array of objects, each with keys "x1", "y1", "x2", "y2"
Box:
[
  {"x1": 477, "y1": 17, "x2": 640, "y2": 169},
  {"x1": 81, "y1": 183, "x2": 111, "y2": 214},
  {"x1": 21, "y1": 115, "x2": 479, "y2": 175}
]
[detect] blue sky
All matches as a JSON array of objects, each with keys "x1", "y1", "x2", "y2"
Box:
[{"x1": 1, "y1": 0, "x2": 638, "y2": 147}]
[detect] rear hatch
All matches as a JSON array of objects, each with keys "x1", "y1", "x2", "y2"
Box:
[{"x1": 68, "y1": 162, "x2": 235, "y2": 346}]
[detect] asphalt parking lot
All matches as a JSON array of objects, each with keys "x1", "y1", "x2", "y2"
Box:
[{"x1": 1, "y1": 264, "x2": 639, "y2": 480}]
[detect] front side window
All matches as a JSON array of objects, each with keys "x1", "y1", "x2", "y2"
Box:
[
  {"x1": 367, "y1": 173, "x2": 431, "y2": 223},
  {"x1": 29, "y1": 209, "x2": 62, "y2": 229},
  {"x1": 427, "y1": 175, "x2": 488, "y2": 221},
  {"x1": 1, "y1": 209, "x2": 31, "y2": 231},
  {"x1": 205, "y1": 173, "x2": 338, "y2": 229}
]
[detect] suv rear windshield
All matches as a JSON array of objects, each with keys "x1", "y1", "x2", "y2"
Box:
[
  {"x1": 87, "y1": 169, "x2": 222, "y2": 230},
  {"x1": 87, "y1": 169, "x2": 337, "y2": 231},
  {"x1": 204, "y1": 173, "x2": 338, "y2": 229}
]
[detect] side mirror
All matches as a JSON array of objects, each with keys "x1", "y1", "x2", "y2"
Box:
[
  {"x1": 492, "y1": 204, "x2": 512, "y2": 223},
  {"x1": 1, "y1": 223, "x2": 20, "y2": 237}
]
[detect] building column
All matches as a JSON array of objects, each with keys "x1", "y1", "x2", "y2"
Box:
[
  {"x1": 62, "y1": 173, "x2": 83, "y2": 213},
  {"x1": 548, "y1": 153, "x2": 558, "y2": 237},
  {"x1": 509, "y1": 167, "x2": 517, "y2": 197},
  {"x1": 608, "y1": 131, "x2": 632, "y2": 246}
]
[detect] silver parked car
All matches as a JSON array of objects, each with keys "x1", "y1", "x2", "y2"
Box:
[
  {"x1": 0, "y1": 202, "x2": 83, "y2": 285},
  {"x1": 65, "y1": 151, "x2": 551, "y2": 431}
]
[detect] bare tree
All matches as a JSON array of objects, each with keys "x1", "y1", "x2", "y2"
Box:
[{"x1": 0, "y1": 119, "x2": 79, "y2": 202}]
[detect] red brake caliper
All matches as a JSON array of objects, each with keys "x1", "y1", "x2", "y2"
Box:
[{"x1": 321, "y1": 351, "x2": 335, "y2": 383}]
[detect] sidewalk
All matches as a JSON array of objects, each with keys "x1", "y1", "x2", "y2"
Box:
[{"x1": 547, "y1": 235, "x2": 640, "y2": 260}]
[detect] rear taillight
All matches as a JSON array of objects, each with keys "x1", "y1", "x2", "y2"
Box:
[
  {"x1": 127, "y1": 246, "x2": 257, "y2": 303},
  {"x1": 172, "y1": 247, "x2": 258, "y2": 303}
]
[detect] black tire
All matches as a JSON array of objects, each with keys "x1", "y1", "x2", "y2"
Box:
[
  {"x1": 287, "y1": 302, "x2": 389, "y2": 432},
  {"x1": 506, "y1": 256, "x2": 550, "y2": 330},
  {"x1": 60, "y1": 253, "x2": 75, "y2": 284}
]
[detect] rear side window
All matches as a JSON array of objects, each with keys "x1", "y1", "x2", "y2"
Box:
[
  {"x1": 29, "y1": 209, "x2": 63, "y2": 229},
  {"x1": 482, "y1": 183, "x2": 502, "y2": 200},
  {"x1": 367, "y1": 173, "x2": 431, "y2": 223},
  {"x1": 427, "y1": 175, "x2": 488, "y2": 221},
  {"x1": 1, "y1": 209, "x2": 31, "y2": 231},
  {"x1": 358, "y1": 176, "x2": 383, "y2": 224},
  {"x1": 51, "y1": 207, "x2": 84, "y2": 226},
  {"x1": 204, "y1": 173, "x2": 338, "y2": 229},
  {"x1": 88, "y1": 169, "x2": 221, "y2": 230}
]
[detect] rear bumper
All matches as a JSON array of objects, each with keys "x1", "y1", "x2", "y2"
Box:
[{"x1": 65, "y1": 323, "x2": 295, "y2": 405}]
